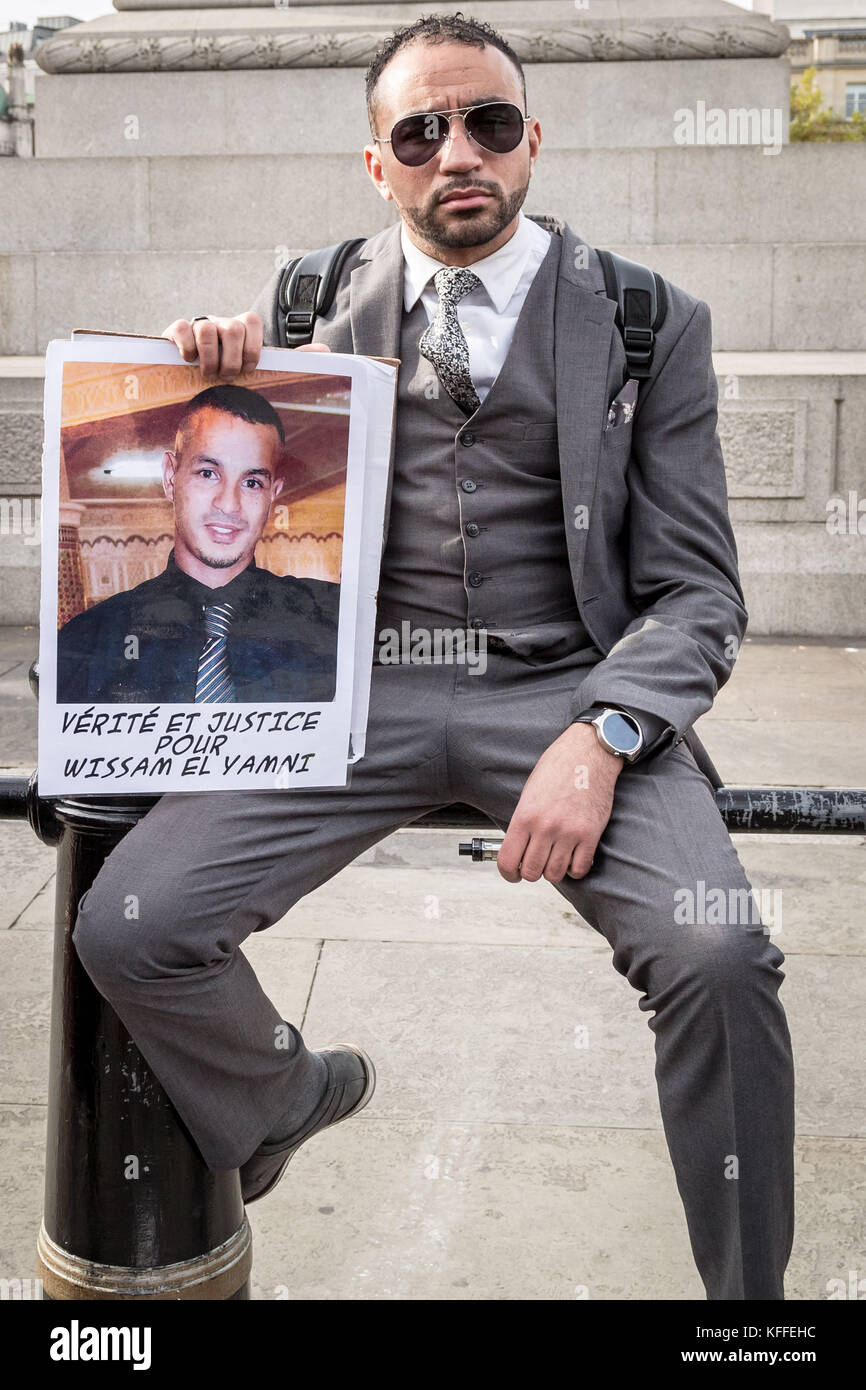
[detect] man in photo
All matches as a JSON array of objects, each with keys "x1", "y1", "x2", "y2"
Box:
[{"x1": 57, "y1": 384, "x2": 340, "y2": 703}]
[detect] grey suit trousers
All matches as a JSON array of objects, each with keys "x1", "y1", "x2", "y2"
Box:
[{"x1": 72, "y1": 644, "x2": 795, "y2": 1301}]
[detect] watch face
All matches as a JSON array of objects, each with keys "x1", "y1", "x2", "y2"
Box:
[{"x1": 599, "y1": 711, "x2": 641, "y2": 755}]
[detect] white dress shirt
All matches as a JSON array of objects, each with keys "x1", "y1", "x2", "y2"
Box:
[{"x1": 401, "y1": 210, "x2": 551, "y2": 404}]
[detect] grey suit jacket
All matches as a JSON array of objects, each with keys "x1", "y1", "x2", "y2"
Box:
[{"x1": 251, "y1": 220, "x2": 746, "y2": 785}]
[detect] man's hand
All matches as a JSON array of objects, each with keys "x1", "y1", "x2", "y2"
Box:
[
  {"x1": 161, "y1": 312, "x2": 331, "y2": 381},
  {"x1": 497, "y1": 723, "x2": 623, "y2": 885}
]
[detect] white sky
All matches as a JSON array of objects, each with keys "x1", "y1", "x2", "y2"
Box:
[{"x1": 2, "y1": 0, "x2": 757, "y2": 33}]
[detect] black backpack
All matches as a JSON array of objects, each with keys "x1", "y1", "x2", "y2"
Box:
[{"x1": 275, "y1": 214, "x2": 668, "y2": 385}]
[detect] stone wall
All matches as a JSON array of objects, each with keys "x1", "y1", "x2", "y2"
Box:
[{"x1": 1, "y1": 145, "x2": 863, "y2": 354}]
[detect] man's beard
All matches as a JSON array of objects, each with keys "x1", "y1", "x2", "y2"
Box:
[
  {"x1": 399, "y1": 177, "x2": 530, "y2": 250},
  {"x1": 194, "y1": 544, "x2": 249, "y2": 570}
]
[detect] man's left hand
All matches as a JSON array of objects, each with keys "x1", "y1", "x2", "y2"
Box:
[{"x1": 496, "y1": 724, "x2": 623, "y2": 884}]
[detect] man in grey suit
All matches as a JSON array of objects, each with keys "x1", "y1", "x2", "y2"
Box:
[{"x1": 71, "y1": 12, "x2": 794, "y2": 1299}]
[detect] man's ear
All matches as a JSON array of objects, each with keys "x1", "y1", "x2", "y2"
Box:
[
  {"x1": 162, "y1": 451, "x2": 177, "y2": 501},
  {"x1": 272, "y1": 475, "x2": 284, "y2": 501},
  {"x1": 364, "y1": 143, "x2": 393, "y2": 203}
]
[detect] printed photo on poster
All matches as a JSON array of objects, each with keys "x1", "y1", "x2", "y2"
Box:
[{"x1": 38, "y1": 336, "x2": 397, "y2": 794}]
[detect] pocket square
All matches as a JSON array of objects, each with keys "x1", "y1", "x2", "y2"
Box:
[{"x1": 606, "y1": 377, "x2": 638, "y2": 429}]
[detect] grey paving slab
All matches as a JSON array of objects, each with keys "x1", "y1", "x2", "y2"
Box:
[
  {"x1": 245, "y1": 1120, "x2": 865, "y2": 1302},
  {"x1": 720, "y1": 642, "x2": 865, "y2": 722},
  {"x1": 0, "y1": 658, "x2": 28, "y2": 681},
  {"x1": 697, "y1": 678, "x2": 757, "y2": 722},
  {"x1": 23, "y1": 839, "x2": 862, "y2": 958},
  {"x1": 733, "y1": 839, "x2": 866, "y2": 957},
  {"x1": 0, "y1": 627, "x2": 38, "y2": 665},
  {"x1": 302, "y1": 940, "x2": 665, "y2": 1131},
  {"x1": 301, "y1": 940, "x2": 863, "y2": 1140},
  {"x1": 0, "y1": 737, "x2": 36, "y2": 777},
  {"x1": 0, "y1": 824, "x2": 57, "y2": 930},
  {"x1": 0, "y1": 677, "x2": 38, "y2": 771},
  {"x1": 266, "y1": 840, "x2": 865, "y2": 955},
  {"x1": 266, "y1": 865, "x2": 607, "y2": 951},
  {"x1": 238, "y1": 935, "x2": 328, "y2": 1032},
  {"x1": 791, "y1": 1137, "x2": 866, "y2": 1301},
  {"x1": 12, "y1": 879, "x2": 53, "y2": 932},
  {"x1": 696, "y1": 720, "x2": 866, "y2": 789},
  {"x1": 0, "y1": 1105, "x2": 861, "y2": 1300},
  {"x1": 784, "y1": 956, "x2": 866, "y2": 1138},
  {"x1": 246, "y1": 1118, "x2": 702, "y2": 1301},
  {"x1": 0, "y1": 931, "x2": 52, "y2": 1105},
  {"x1": 0, "y1": 1104, "x2": 45, "y2": 1290}
]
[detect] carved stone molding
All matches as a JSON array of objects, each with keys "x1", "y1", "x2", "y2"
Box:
[
  {"x1": 37, "y1": 18, "x2": 791, "y2": 74},
  {"x1": 718, "y1": 400, "x2": 808, "y2": 499},
  {"x1": 0, "y1": 411, "x2": 44, "y2": 485}
]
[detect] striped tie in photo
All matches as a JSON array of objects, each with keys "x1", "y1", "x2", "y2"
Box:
[{"x1": 195, "y1": 601, "x2": 236, "y2": 703}]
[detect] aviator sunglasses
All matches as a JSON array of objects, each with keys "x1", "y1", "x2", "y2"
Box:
[{"x1": 373, "y1": 101, "x2": 531, "y2": 166}]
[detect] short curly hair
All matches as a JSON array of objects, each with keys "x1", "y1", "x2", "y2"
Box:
[{"x1": 365, "y1": 11, "x2": 527, "y2": 130}]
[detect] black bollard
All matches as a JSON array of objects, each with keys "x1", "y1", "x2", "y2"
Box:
[{"x1": 1, "y1": 663, "x2": 251, "y2": 1299}]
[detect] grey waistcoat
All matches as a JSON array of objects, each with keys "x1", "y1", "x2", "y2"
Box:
[{"x1": 375, "y1": 230, "x2": 597, "y2": 663}]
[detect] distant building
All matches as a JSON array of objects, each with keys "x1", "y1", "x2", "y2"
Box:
[
  {"x1": 1, "y1": 16, "x2": 81, "y2": 154},
  {"x1": 771, "y1": 3, "x2": 866, "y2": 116}
]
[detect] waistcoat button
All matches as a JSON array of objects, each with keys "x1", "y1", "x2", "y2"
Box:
[
  {"x1": 468, "y1": 572, "x2": 484, "y2": 587},
  {"x1": 461, "y1": 432, "x2": 475, "y2": 446},
  {"x1": 461, "y1": 479, "x2": 477, "y2": 493},
  {"x1": 465, "y1": 522, "x2": 480, "y2": 537}
]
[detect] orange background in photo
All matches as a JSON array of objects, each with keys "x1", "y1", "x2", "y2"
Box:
[{"x1": 56, "y1": 361, "x2": 349, "y2": 626}]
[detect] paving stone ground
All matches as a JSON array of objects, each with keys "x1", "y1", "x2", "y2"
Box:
[{"x1": 0, "y1": 629, "x2": 863, "y2": 1300}]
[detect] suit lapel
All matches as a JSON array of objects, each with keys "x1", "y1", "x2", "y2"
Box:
[
  {"x1": 555, "y1": 225, "x2": 617, "y2": 601},
  {"x1": 348, "y1": 222, "x2": 404, "y2": 544},
  {"x1": 349, "y1": 221, "x2": 404, "y2": 360}
]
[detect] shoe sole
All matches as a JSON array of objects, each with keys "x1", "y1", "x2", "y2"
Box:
[{"x1": 242, "y1": 1043, "x2": 376, "y2": 1205}]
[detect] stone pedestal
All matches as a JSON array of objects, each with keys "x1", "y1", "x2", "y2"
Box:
[
  {"x1": 0, "y1": 0, "x2": 862, "y2": 634},
  {"x1": 33, "y1": 1, "x2": 792, "y2": 158}
]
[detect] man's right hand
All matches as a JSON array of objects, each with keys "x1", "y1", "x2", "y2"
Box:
[{"x1": 162, "y1": 312, "x2": 331, "y2": 381}]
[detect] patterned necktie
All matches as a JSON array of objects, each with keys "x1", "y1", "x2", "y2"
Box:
[
  {"x1": 419, "y1": 266, "x2": 482, "y2": 415},
  {"x1": 195, "y1": 601, "x2": 236, "y2": 703}
]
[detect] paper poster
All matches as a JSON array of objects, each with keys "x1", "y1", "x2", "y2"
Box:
[{"x1": 38, "y1": 336, "x2": 396, "y2": 794}]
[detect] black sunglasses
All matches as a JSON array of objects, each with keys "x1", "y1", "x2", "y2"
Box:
[{"x1": 374, "y1": 101, "x2": 531, "y2": 167}]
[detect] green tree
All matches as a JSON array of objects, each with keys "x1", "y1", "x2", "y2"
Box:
[{"x1": 790, "y1": 65, "x2": 866, "y2": 141}]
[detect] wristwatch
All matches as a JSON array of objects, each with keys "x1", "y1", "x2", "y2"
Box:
[{"x1": 572, "y1": 705, "x2": 644, "y2": 762}]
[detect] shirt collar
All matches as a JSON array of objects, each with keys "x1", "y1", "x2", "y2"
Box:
[
  {"x1": 401, "y1": 210, "x2": 545, "y2": 315},
  {"x1": 164, "y1": 547, "x2": 259, "y2": 612}
]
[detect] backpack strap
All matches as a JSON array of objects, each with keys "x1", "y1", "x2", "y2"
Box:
[
  {"x1": 276, "y1": 237, "x2": 365, "y2": 348},
  {"x1": 595, "y1": 248, "x2": 668, "y2": 380},
  {"x1": 524, "y1": 215, "x2": 668, "y2": 380}
]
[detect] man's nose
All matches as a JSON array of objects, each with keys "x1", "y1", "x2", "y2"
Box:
[
  {"x1": 213, "y1": 479, "x2": 243, "y2": 515},
  {"x1": 437, "y1": 115, "x2": 483, "y2": 171}
]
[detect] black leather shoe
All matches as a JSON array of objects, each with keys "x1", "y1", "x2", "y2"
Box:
[{"x1": 239, "y1": 1043, "x2": 376, "y2": 1205}]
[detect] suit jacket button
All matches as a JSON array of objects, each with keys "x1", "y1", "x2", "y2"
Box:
[
  {"x1": 461, "y1": 432, "x2": 475, "y2": 446},
  {"x1": 461, "y1": 478, "x2": 478, "y2": 492},
  {"x1": 468, "y1": 572, "x2": 484, "y2": 587},
  {"x1": 465, "y1": 522, "x2": 480, "y2": 537}
]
